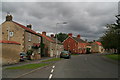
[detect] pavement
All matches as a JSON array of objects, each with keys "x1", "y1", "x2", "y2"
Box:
[{"x1": 2, "y1": 53, "x2": 119, "y2": 79}]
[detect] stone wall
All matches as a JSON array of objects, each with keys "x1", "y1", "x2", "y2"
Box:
[{"x1": 1, "y1": 43, "x2": 21, "y2": 65}]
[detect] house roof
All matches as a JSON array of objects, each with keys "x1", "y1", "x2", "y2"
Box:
[
  {"x1": 73, "y1": 37, "x2": 86, "y2": 43},
  {"x1": 0, "y1": 40, "x2": 21, "y2": 45},
  {"x1": 41, "y1": 34, "x2": 55, "y2": 42},
  {"x1": 95, "y1": 41, "x2": 102, "y2": 46},
  {"x1": 12, "y1": 21, "x2": 54, "y2": 43},
  {"x1": 13, "y1": 21, "x2": 39, "y2": 35},
  {"x1": 48, "y1": 37, "x2": 62, "y2": 44}
]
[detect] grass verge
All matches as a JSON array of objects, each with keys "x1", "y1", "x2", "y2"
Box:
[
  {"x1": 105, "y1": 54, "x2": 120, "y2": 60},
  {"x1": 42, "y1": 58, "x2": 61, "y2": 62},
  {"x1": 6, "y1": 63, "x2": 50, "y2": 69}
]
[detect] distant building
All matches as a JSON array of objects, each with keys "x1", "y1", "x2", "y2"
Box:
[
  {"x1": 63, "y1": 33, "x2": 87, "y2": 54},
  {"x1": 91, "y1": 41, "x2": 104, "y2": 53},
  {"x1": 0, "y1": 14, "x2": 42, "y2": 65},
  {"x1": 49, "y1": 34, "x2": 64, "y2": 57},
  {"x1": 40, "y1": 32, "x2": 64, "y2": 57}
]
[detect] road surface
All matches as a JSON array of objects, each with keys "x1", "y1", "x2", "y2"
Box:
[{"x1": 2, "y1": 54, "x2": 119, "y2": 79}]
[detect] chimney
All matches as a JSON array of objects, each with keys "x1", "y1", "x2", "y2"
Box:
[
  {"x1": 27, "y1": 24, "x2": 32, "y2": 29},
  {"x1": 68, "y1": 33, "x2": 72, "y2": 37},
  {"x1": 51, "y1": 34, "x2": 54, "y2": 38},
  {"x1": 85, "y1": 39, "x2": 87, "y2": 42},
  {"x1": 93, "y1": 40, "x2": 95, "y2": 42},
  {"x1": 77, "y1": 34, "x2": 81, "y2": 38},
  {"x1": 42, "y1": 31, "x2": 46, "y2": 35},
  {"x1": 6, "y1": 14, "x2": 13, "y2": 21}
]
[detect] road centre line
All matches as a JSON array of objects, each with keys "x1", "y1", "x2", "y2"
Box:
[
  {"x1": 52, "y1": 65, "x2": 55, "y2": 69},
  {"x1": 48, "y1": 74, "x2": 53, "y2": 80},
  {"x1": 51, "y1": 69, "x2": 54, "y2": 73}
]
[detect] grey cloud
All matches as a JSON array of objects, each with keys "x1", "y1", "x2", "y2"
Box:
[{"x1": 1, "y1": 2, "x2": 118, "y2": 41}]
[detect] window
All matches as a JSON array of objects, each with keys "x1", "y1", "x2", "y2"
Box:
[
  {"x1": 39, "y1": 37, "x2": 41, "y2": 43},
  {"x1": 28, "y1": 33, "x2": 31, "y2": 41},
  {"x1": 9, "y1": 32, "x2": 14, "y2": 37},
  {"x1": 28, "y1": 45, "x2": 31, "y2": 50},
  {"x1": 38, "y1": 48, "x2": 41, "y2": 53}
]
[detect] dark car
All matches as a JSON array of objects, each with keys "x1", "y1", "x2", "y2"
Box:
[
  {"x1": 20, "y1": 52, "x2": 27, "y2": 61},
  {"x1": 60, "y1": 51, "x2": 71, "y2": 59}
]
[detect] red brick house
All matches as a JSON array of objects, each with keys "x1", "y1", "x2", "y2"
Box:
[{"x1": 63, "y1": 33, "x2": 87, "y2": 54}]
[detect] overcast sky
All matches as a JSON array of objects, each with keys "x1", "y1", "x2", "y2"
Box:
[{"x1": 1, "y1": 2, "x2": 119, "y2": 41}]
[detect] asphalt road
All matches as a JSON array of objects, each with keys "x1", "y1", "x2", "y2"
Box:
[{"x1": 2, "y1": 54, "x2": 119, "y2": 79}]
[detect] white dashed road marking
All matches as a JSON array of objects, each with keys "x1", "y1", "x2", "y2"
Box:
[
  {"x1": 49, "y1": 74, "x2": 53, "y2": 80},
  {"x1": 52, "y1": 66, "x2": 55, "y2": 69},
  {"x1": 51, "y1": 69, "x2": 54, "y2": 73},
  {"x1": 48, "y1": 65, "x2": 55, "y2": 80}
]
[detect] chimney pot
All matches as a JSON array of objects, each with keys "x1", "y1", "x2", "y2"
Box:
[
  {"x1": 27, "y1": 24, "x2": 32, "y2": 29},
  {"x1": 93, "y1": 40, "x2": 95, "y2": 42},
  {"x1": 68, "y1": 33, "x2": 72, "y2": 37},
  {"x1": 51, "y1": 34, "x2": 54, "y2": 38},
  {"x1": 77, "y1": 34, "x2": 81, "y2": 38},
  {"x1": 42, "y1": 31, "x2": 46, "y2": 35},
  {"x1": 6, "y1": 14, "x2": 13, "y2": 21}
]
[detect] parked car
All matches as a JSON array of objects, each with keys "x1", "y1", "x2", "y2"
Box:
[
  {"x1": 60, "y1": 51, "x2": 71, "y2": 59},
  {"x1": 20, "y1": 52, "x2": 27, "y2": 61}
]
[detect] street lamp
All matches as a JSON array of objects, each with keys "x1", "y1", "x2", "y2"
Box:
[{"x1": 56, "y1": 22, "x2": 67, "y2": 58}]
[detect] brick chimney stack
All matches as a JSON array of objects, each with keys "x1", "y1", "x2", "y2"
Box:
[
  {"x1": 42, "y1": 31, "x2": 46, "y2": 35},
  {"x1": 27, "y1": 24, "x2": 32, "y2": 29},
  {"x1": 6, "y1": 14, "x2": 13, "y2": 21},
  {"x1": 77, "y1": 34, "x2": 81, "y2": 38},
  {"x1": 68, "y1": 33, "x2": 72, "y2": 37},
  {"x1": 51, "y1": 34, "x2": 54, "y2": 38}
]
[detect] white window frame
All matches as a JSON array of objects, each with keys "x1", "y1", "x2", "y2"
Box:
[
  {"x1": 38, "y1": 48, "x2": 41, "y2": 53},
  {"x1": 28, "y1": 45, "x2": 31, "y2": 50},
  {"x1": 9, "y1": 32, "x2": 14, "y2": 37},
  {"x1": 28, "y1": 33, "x2": 31, "y2": 41},
  {"x1": 39, "y1": 37, "x2": 41, "y2": 43}
]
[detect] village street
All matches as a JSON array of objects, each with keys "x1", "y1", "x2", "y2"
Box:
[{"x1": 2, "y1": 54, "x2": 119, "y2": 79}]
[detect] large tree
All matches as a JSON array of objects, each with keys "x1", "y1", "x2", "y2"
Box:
[
  {"x1": 55, "y1": 33, "x2": 68, "y2": 42},
  {"x1": 100, "y1": 14, "x2": 120, "y2": 53}
]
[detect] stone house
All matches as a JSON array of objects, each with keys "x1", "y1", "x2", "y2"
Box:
[
  {"x1": 40, "y1": 32, "x2": 64, "y2": 57},
  {"x1": 0, "y1": 40, "x2": 21, "y2": 65},
  {"x1": 0, "y1": 14, "x2": 42, "y2": 64},
  {"x1": 91, "y1": 41, "x2": 104, "y2": 53},
  {"x1": 49, "y1": 34, "x2": 64, "y2": 57}
]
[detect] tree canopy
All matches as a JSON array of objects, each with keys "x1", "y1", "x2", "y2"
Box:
[
  {"x1": 55, "y1": 33, "x2": 68, "y2": 42},
  {"x1": 100, "y1": 14, "x2": 120, "y2": 53}
]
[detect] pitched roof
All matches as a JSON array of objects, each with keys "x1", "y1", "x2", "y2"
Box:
[
  {"x1": 12, "y1": 21, "x2": 54, "y2": 42},
  {"x1": 0, "y1": 40, "x2": 21, "y2": 45},
  {"x1": 48, "y1": 37, "x2": 62, "y2": 44},
  {"x1": 95, "y1": 41, "x2": 102, "y2": 46},
  {"x1": 40, "y1": 34, "x2": 55, "y2": 42},
  {"x1": 13, "y1": 21, "x2": 38, "y2": 35},
  {"x1": 73, "y1": 37, "x2": 86, "y2": 43}
]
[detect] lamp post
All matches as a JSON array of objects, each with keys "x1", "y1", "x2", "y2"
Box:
[{"x1": 56, "y1": 22, "x2": 67, "y2": 58}]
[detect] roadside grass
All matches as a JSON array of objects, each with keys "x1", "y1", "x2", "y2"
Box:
[
  {"x1": 42, "y1": 58, "x2": 61, "y2": 62},
  {"x1": 105, "y1": 54, "x2": 120, "y2": 60},
  {"x1": 6, "y1": 63, "x2": 50, "y2": 69}
]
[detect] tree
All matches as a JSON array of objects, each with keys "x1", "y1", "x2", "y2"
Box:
[
  {"x1": 100, "y1": 14, "x2": 120, "y2": 53},
  {"x1": 55, "y1": 33, "x2": 68, "y2": 42}
]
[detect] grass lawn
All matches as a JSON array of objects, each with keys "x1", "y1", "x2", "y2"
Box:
[
  {"x1": 105, "y1": 54, "x2": 120, "y2": 60},
  {"x1": 6, "y1": 63, "x2": 50, "y2": 69},
  {"x1": 42, "y1": 58, "x2": 61, "y2": 62}
]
